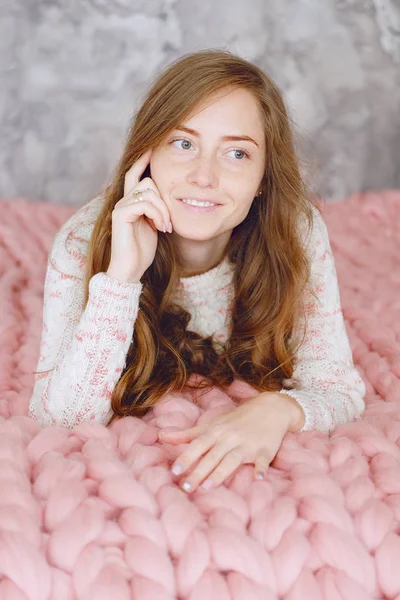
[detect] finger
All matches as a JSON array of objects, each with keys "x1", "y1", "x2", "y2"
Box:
[
  {"x1": 136, "y1": 177, "x2": 160, "y2": 195},
  {"x1": 124, "y1": 149, "x2": 152, "y2": 196},
  {"x1": 114, "y1": 197, "x2": 165, "y2": 233},
  {"x1": 181, "y1": 444, "x2": 242, "y2": 493},
  {"x1": 170, "y1": 431, "x2": 217, "y2": 477},
  {"x1": 121, "y1": 186, "x2": 171, "y2": 230},
  {"x1": 254, "y1": 450, "x2": 272, "y2": 480},
  {"x1": 159, "y1": 425, "x2": 203, "y2": 443},
  {"x1": 126, "y1": 177, "x2": 159, "y2": 198}
]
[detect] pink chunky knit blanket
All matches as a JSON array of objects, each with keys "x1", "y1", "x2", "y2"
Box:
[{"x1": 0, "y1": 191, "x2": 399, "y2": 600}]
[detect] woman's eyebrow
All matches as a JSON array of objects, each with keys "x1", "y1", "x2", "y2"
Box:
[{"x1": 175, "y1": 125, "x2": 260, "y2": 148}]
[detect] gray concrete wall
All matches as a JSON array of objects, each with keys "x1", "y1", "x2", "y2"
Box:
[{"x1": 1, "y1": 0, "x2": 399, "y2": 206}]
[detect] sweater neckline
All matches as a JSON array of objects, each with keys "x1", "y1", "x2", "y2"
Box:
[{"x1": 178, "y1": 254, "x2": 233, "y2": 294}]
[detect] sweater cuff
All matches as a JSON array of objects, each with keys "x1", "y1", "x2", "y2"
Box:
[{"x1": 88, "y1": 272, "x2": 143, "y2": 322}]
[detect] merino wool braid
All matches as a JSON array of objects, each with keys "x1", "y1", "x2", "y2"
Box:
[{"x1": 28, "y1": 194, "x2": 366, "y2": 431}]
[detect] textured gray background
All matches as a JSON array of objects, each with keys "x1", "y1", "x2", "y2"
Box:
[{"x1": 1, "y1": 0, "x2": 399, "y2": 206}]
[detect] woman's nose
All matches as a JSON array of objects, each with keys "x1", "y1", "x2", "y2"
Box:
[{"x1": 186, "y1": 155, "x2": 219, "y2": 189}]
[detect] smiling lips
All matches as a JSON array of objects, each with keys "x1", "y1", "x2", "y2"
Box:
[
  {"x1": 178, "y1": 198, "x2": 221, "y2": 212},
  {"x1": 179, "y1": 198, "x2": 222, "y2": 205}
]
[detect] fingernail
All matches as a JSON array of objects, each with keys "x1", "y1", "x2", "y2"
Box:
[
  {"x1": 256, "y1": 471, "x2": 265, "y2": 480},
  {"x1": 172, "y1": 463, "x2": 183, "y2": 475},
  {"x1": 168, "y1": 221, "x2": 173, "y2": 233},
  {"x1": 201, "y1": 478, "x2": 213, "y2": 489},
  {"x1": 182, "y1": 481, "x2": 192, "y2": 492}
]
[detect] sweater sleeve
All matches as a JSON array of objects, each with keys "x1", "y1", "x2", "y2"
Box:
[
  {"x1": 28, "y1": 196, "x2": 143, "y2": 428},
  {"x1": 278, "y1": 206, "x2": 366, "y2": 434}
]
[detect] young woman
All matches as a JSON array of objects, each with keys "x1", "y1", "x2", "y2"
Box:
[{"x1": 29, "y1": 49, "x2": 366, "y2": 490}]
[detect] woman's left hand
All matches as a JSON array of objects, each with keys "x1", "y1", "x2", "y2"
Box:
[{"x1": 157, "y1": 392, "x2": 305, "y2": 493}]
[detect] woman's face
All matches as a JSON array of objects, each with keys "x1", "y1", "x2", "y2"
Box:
[{"x1": 150, "y1": 86, "x2": 266, "y2": 241}]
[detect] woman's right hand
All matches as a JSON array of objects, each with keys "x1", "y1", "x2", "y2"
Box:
[{"x1": 106, "y1": 149, "x2": 173, "y2": 283}]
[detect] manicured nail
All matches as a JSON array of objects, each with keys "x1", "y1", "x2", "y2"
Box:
[
  {"x1": 163, "y1": 222, "x2": 167, "y2": 233},
  {"x1": 256, "y1": 471, "x2": 265, "y2": 480},
  {"x1": 182, "y1": 481, "x2": 192, "y2": 492},
  {"x1": 168, "y1": 221, "x2": 173, "y2": 233},
  {"x1": 201, "y1": 478, "x2": 213, "y2": 489},
  {"x1": 172, "y1": 463, "x2": 183, "y2": 475}
]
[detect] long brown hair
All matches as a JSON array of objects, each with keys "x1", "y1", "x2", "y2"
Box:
[{"x1": 84, "y1": 49, "x2": 322, "y2": 423}]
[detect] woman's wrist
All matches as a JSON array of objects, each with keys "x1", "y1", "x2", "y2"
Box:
[
  {"x1": 106, "y1": 266, "x2": 142, "y2": 284},
  {"x1": 277, "y1": 392, "x2": 305, "y2": 432},
  {"x1": 256, "y1": 391, "x2": 305, "y2": 433}
]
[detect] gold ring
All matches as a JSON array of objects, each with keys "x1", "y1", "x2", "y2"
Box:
[{"x1": 133, "y1": 190, "x2": 143, "y2": 202}]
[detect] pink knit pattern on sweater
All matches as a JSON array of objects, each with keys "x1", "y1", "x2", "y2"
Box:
[{"x1": 0, "y1": 191, "x2": 399, "y2": 599}]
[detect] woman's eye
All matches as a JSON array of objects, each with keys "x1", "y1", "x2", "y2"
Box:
[
  {"x1": 172, "y1": 138, "x2": 193, "y2": 150},
  {"x1": 227, "y1": 149, "x2": 249, "y2": 160}
]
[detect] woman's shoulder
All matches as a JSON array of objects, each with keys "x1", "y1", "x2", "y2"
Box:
[
  {"x1": 49, "y1": 193, "x2": 106, "y2": 278},
  {"x1": 59, "y1": 192, "x2": 106, "y2": 240}
]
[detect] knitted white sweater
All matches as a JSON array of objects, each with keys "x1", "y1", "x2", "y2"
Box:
[{"x1": 28, "y1": 194, "x2": 366, "y2": 432}]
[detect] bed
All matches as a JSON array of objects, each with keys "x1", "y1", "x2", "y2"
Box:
[{"x1": 0, "y1": 190, "x2": 399, "y2": 600}]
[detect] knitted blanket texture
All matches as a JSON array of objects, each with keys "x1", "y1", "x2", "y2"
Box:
[{"x1": 0, "y1": 191, "x2": 399, "y2": 600}]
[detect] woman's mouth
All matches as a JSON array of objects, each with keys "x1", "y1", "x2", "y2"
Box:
[{"x1": 178, "y1": 198, "x2": 221, "y2": 213}]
